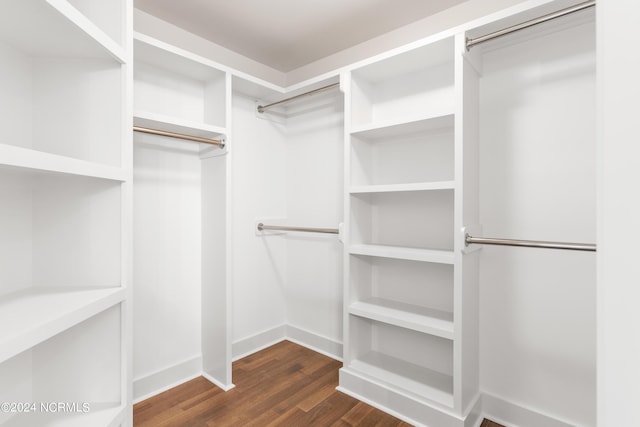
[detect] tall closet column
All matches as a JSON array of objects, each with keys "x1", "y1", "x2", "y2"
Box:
[
  {"x1": 132, "y1": 33, "x2": 233, "y2": 401},
  {"x1": 339, "y1": 32, "x2": 481, "y2": 426}
]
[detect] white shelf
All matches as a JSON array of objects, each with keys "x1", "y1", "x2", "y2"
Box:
[
  {"x1": 4, "y1": 403, "x2": 124, "y2": 427},
  {"x1": 350, "y1": 298, "x2": 454, "y2": 340},
  {"x1": 0, "y1": 287, "x2": 125, "y2": 364},
  {"x1": 351, "y1": 113, "x2": 454, "y2": 139},
  {"x1": 134, "y1": 32, "x2": 224, "y2": 82},
  {"x1": 0, "y1": 144, "x2": 126, "y2": 182},
  {"x1": 350, "y1": 181, "x2": 455, "y2": 194},
  {"x1": 348, "y1": 351, "x2": 453, "y2": 408},
  {"x1": 0, "y1": 0, "x2": 125, "y2": 63},
  {"x1": 134, "y1": 111, "x2": 226, "y2": 141},
  {"x1": 349, "y1": 244, "x2": 454, "y2": 264}
]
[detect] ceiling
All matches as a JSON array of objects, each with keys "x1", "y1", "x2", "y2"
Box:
[{"x1": 134, "y1": 0, "x2": 468, "y2": 72}]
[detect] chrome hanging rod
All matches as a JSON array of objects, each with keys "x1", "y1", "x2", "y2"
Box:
[
  {"x1": 465, "y1": 234, "x2": 596, "y2": 252},
  {"x1": 133, "y1": 126, "x2": 225, "y2": 148},
  {"x1": 466, "y1": 0, "x2": 595, "y2": 50},
  {"x1": 257, "y1": 83, "x2": 340, "y2": 113},
  {"x1": 257, "y1": 223, "x2": 339, "y2": 235}
]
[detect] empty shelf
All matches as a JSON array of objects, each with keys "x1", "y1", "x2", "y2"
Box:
[
  {"x1": 0, "y1": 287, "x2": 125, "y2": 364},
  {"x1": 134, "y1": 111, "x2": 226, "y2": 141},
  {"x1": 0, "y1": 0, "x2": 125, "y2": 62},
  {"x1": 348, "y1": 351, "x2": 453, "y2": 407},
  {"x1": 349, "y1": 244, "x2": 454, "y2": 264},
  {"x1": 350, "y1": 113, "x2": 454, "y2": 139},
  {"x1": 0, "y1": 144, "x2": 126, "y2": 181},
  {"x1": 350, "y1": 298, "x2": 454, "y2": 339},
  {"x1": 350, "y1": 181, "x2": 455, "y2": 194}
]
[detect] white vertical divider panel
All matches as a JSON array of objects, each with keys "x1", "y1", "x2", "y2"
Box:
[
  {"x1": 121, "y1": 1, "x2": 134, "y2": 424},
  {"x1": 201, "y1": 72, "x2": 234, "y2": 390},
  {"x1": 341, "y1": 72, "x2": 353, "y2": 366},
  {"x1": 453, "y1": 33, "x2": 481, "y2": 417},
  {"x1": 597, "y1": 0, "x2": 640, "y2": 424}
]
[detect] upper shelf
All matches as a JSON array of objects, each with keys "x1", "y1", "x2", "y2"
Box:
[
  {"x1": 352, "y1": 36, "x2": 454, "y2": 84},
  {"x1": 134, "y1": 32, "x2": 228, "y2": 129},
  {"x1": 0, "y1": 144, "x2": 127, "y2": 182},
  {"x1": 134, "y1": 32, "x2": 225, "y2": 82},
  {"x1": 0, "y1": 0, "x2": 125, "y2": 63},
  {"x1": 0, "y1": 287, "x2": 125, "y2": 364}
]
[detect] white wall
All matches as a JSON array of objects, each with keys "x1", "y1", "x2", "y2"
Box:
[
  {"x1": 231, "y1": 93, "x2": 288, "y2": 346},
  {"x1": 284, "y1": 91, "x2": 344, "y2": 348},
  {"x1": 133, "y1": 134, "x2": 203, "y2": 390},
  {"x1": 597, "y1": 1, "x2": 640, "y2": 425},
  {"x1": 479, "y1": 20, "x2": 596, "y2": 426}
]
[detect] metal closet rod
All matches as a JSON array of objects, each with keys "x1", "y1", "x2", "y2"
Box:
[
  {"x1": 257, "y1": 223, "x2": 339, "y2": 235},
  {"x1": 465, "y1": 234, "x2": 596, "y2": 252},
  {"x1": 257, "y1": 82, "x2": 340, "y2": 113},
  {"x1": 466, "y1": 0, "x2": 595, "y2": 50},
  {"x1": 133, "y1": 126, "x2": 225, "y2": 148}
]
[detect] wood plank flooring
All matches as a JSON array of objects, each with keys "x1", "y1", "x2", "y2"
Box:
[{"x1": 134, "y1": 340, "x2": 504, "y2": 426}]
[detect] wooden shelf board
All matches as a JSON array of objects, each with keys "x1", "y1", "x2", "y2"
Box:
[
  {"x1": 349, "y1": 244, "x2": 454, "y2": 264},
  {"x1": 3, "y1": 403, "x2": 124, "y2": 427},
  {"x1": 0, "y1": 144, "x2": 126, "y2": 182},
  {"x1": 0, "y1": 0, "x2": 124, "y2": 62},
  {"x1": 134, "y1": 111, "x2": 226, "y2": 140},
  {"x1": 350, "y1": 298, "x2": 454, "y2": 340},
  {"x1": 348, "y1": 351, "x2": 453, "y2": 408},
  {"x1": 0, "y1": 287, "x2": 125, "y2": 364},
  {"x1": 350, "y1": 113, "x2": 454, "y2": 140},
  {"x1": 350, "y1": 181, "x2": 455, "y2": 194}
]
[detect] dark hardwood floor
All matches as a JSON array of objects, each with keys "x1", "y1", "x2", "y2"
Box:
[{"x1": 134, "y1": 340, "x2": 504, "y2": 426}]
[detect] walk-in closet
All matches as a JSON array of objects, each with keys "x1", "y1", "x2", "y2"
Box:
[{"x1": 0, "y1": 0, "x2": 638, "y2": 426}]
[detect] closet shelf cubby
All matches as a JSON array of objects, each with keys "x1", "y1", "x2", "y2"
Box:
[
  {"x1": 0, "y1": 287, "x2": 125, "y2": 365},
  {"x1": 350, "y1": 114, "x2": 455, "y2": 187},
  {"x1": 349, "y1": 298, "x2": 454, "y2": 339},
  {"x1": 3, "y1": 403, "x2": 125, "y2": 427},
  {"x1": 349, "y1": 244, "x2": 455, "y2": 264},
  {"x1": 348, "y1": 352, "x2": 454, "y2": 408},
  {"x1": 134, "y1": 33, "x2": 228, "y2": 130},
  {"x1": 1, "y1": 0, "x2": 125, "y2": 63},
  {"x1": 0, "y1": 144, "x2": 127, "y2": 182}
]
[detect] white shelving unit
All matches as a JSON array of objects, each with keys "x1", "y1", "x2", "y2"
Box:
[
  {"x1": 0, "y1": 0, "x2": 132, "y2": 425},
  {"x1": 132, "y1": 32, "x2": 233, "y2": 398},
  {"x1": 134, "y1": 32, "x2": 227, "y2": 133},
  {"x1": 340, "y1": 32, "x2": 480, "y2": 426}
]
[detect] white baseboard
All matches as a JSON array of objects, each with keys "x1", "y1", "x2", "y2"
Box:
[
  {"x1": 133, "y1": 355, "x2": 202, "y2": 403},
  {"x1": 232, "y1": 324, "x2": 287, "y2": 361},
  {"x1": 231, "y1": 323, "x2": 343, "y2": 362},
  {"x1": 285, "y1": 324, "x2": 343, "y2": 361},
  {"x1": 202, "y1": 372, "x2": 235, "y2": 392},
  {"x1": 480, "y1": 392, "x2": 578, "y2": 427}
]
